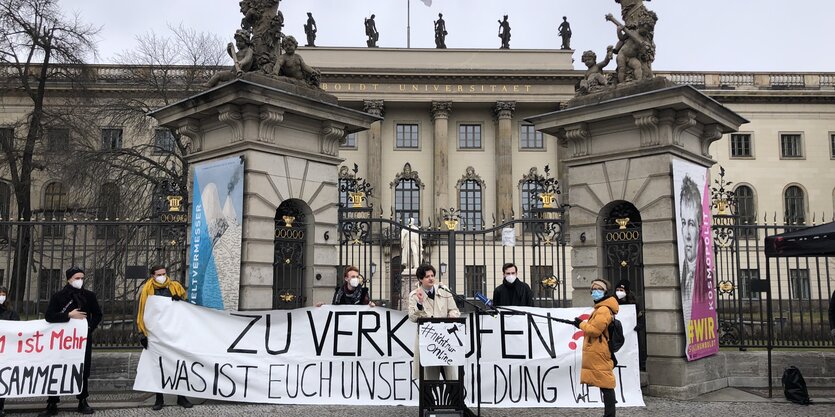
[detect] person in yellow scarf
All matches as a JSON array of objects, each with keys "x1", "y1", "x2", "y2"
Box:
[{"x1": 136, "y1": 265, "x2": 193, "y2": 410}]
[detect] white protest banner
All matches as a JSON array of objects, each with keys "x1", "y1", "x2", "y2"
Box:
[
  {"x1": 134, "y1": 296, "x2": 644, "y2": 408},
  {"x1": 418, "y1": 321, "x2": 467, "y2": 367},
  {"x1": 0, "y1": 319, "x2": 88, "y2": 398}
]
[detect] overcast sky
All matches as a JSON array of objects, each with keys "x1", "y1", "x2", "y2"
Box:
[{"x1": 60, "y1": 0, "x2": 835, "y2": 72}]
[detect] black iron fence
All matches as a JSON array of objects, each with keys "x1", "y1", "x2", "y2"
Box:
[
  {"x1": 337, "y1": 206, "x2": 569, "y2": 310},
  {"x1": 713, "y1": 214, "x2": 835, "y2": 349},
  {"x1": 0, "y1": 218, "x2": 187, "y2": 348}
]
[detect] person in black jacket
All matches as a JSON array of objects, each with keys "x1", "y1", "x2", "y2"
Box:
[
  {"x1": 0, "y1": 286, "x2": 20, "y2": 417},
  {"x1": 492, "y1": 263, "x2": 534, "y2": 307},
  {"x1": 38, "y1": 267, "x2": 102, "y2": 416},
  {"x1": 316, "y1": 266, "x2": 376, "y2": 307},
  {"x1": 829, "y1": 290, "x2": 835, "y2": 341},
  {"x1": 616, "y1": 279, "x2": 646, "y2": 369}
]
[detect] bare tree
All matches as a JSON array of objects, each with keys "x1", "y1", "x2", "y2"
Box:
[{"x1": 0, "y1": 0, "x2": 98, "y2": 302}]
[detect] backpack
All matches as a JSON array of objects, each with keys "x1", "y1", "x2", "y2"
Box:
[
  {"x1": 602, "y1": 306, "x2": 625, "y2": 367},
  {"x1": 781, "y1": 366, "x2": 812, "y2": 405}
]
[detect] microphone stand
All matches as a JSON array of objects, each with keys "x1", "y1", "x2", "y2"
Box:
[{"x1": 438, "y1": 286, "x2": 486, "y2": 417}]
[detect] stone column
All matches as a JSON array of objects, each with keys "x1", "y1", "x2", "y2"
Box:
[
  {"x1": 363, "y1": 100, "x2": 385, "y2": 210},
  {"x1": 494, "y1": 101, "x2": 516, "y2": 220},
  {"x1": 431, "y1": 101, "x2": 452, "y2": 217}
]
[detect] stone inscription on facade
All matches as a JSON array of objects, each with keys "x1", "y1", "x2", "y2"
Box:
[{"x1": 320, "y1": 82, "x2": 535, "y2": 94}]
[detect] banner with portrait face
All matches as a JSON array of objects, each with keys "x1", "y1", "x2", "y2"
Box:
[{"x1": 672, "y1": 158, "x2": 719, "y2": 361}]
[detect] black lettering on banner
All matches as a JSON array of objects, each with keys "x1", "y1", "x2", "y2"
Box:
[
  {"x1": 46, "y1": 364, "x2": 61, "y2": 395},
  {"x1": 37, "y1": 365, "x2": 50, "y2": 394},
  {"x1": 541, "y1": 366, "x2": 560, "y2": 403},
  {"x1": 493, "y1": 364, "x2": 506, "y2": 404},
  {"x1": 319, "y1": 361, "x2": 333, "y2": 397},
  {"x1": 391, "y1": 361, "x2": 411, "y2": 401},
  {"x1": 340, "y1": 361, "x2": 354, "y2": 399},
  {"x1": 190, "y1": 362, "x2": 207, "y2": 392},
  {"x1": 268, "y1": 364, "x2": 284, "y2": 399},
  {"x1": 356, "y1": 361, "x2": 375, "y2": 399},
  {"x1": 499, "y1": 312, "x2": 526, "y2": 359},
  {"x1": 308, "y1": 310, "x2": 333, "y2": 356},
  {"x1": 357, "y1": 311, "x2": 384, "y2": 356},
  {"x1": 227, "y1": 314, "x2": 262, "y2": 354},
  {"x1": 300, "y1": 363, "x2": 317, "y2": 397},
  {"x1": 528, "y1": 313, "x2": 556, "y2": 358},
  {"x1": 615, "y1": 365, "x2": 627, "y2": 402},
  {"x1": 175, "y1": 360, "x2": 191, "y2": 390},
  {"x1": 159, "y1": 357, "x2": 176, "y2": 389},
  {"x1": 333, "y1": 312, "x2": 356, "y2": 357},
  {"x1": 216, "y1": 363, "x2": 236, "y2": 398},
  {"x1": 265, "y1": 312, "x2": 292, "y2": 355},
  {"x1": 385, "y1": 311, "x2": 413, "y2": 356},
  {"x1": 285, "y1": 364, "x2": 300, "y2": 398},
  {"x1": 238, "y1": 365, "x2": 256, "y2": 397},
  {"x1": 375, "y1": 361, "x2": 392, "y2": 400}
]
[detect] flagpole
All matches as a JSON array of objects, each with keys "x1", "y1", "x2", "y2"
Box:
[{"x1": 407, "y1": 0, "x2": 411, "y2": 48}]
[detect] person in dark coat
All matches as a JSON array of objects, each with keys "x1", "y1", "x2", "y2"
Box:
[
  {"x1": 616, "y1": 279, "x2": 646, "y2": 369},
  {"x1": 829, "y1": 290, "x2": 835, "y2": 340},
  {"x1": 317, "y1": 266, "x2": 376, "y2": 307},
  {"x1": 492, "y1": 262, "x2": 534, "y2": 307},
  {"x1": 0, "y1": 286, "x2": 20, "y2": 417},
  {"x1": 38, "y1": 267, "x2": 102, "y2": 416}
]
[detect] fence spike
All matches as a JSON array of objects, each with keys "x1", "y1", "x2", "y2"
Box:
[{"x1": 510, "y1": 207, "x2": 515, "y2": 220}]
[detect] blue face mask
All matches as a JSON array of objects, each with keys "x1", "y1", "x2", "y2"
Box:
[{"x1": 591, "y1": 289, "x2": 605, "y2": 302}]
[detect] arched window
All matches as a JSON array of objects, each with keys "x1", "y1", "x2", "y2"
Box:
[
  {"x1": 784, "y1": 186, "x2": 805, "y2": 224},
  {"x1": 734, "y1": 185, "x2": 756, "y2": 238},
  {"x1": 391, "y1": 163, "x2": 423, "y2": 225}
]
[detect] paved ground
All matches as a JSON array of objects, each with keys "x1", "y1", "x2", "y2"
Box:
[{"x1": 5, "y1": 389, "x2": 835, "y2": 416}]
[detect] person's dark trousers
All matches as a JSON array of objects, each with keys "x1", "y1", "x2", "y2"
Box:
[
  {"x1": 46, "y1": 331, "x2": 93, "y2": 404},
  {"x1": 1, "y1": 397, "x2": 5, "y2": 415},
  {"x1": 601, "y1": 388, "x2": 616, "y2": 417}
]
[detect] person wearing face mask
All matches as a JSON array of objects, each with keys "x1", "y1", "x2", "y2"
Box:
[
  {"x1": 39, "y1": 267, "x2": 102, "y2": 416},
  {"x1": 615, "y1": 279, "x2": 646, "y2": 369},
  {"x1": 572, "y1": 278, "x2": 619, "y2": 417},
  {"x1": 316, "y1": 266, "x2": 376, "y2": 307},
  {"x1": 408, "y1": 264, "x2": 461, "y2": 380},
  {"x1": 492, "y1": 262, "x2": 534, "y2": 307},
  {"x1": 136, "y1": 265, "x2": 192, "y2": 410},
  {"x1": 0, "y1": 287, "x2": 20, "y2": 417}
]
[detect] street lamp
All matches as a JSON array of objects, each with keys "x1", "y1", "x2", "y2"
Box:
[
  {"x1": 370, "y1": 262, "x2": 377, "y2": 277},
  {"x1": 439, "y1": 262, "x2": 447, "y2": 278}
]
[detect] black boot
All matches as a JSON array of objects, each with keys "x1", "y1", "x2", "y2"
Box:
[
  {"x1": 38, "y1": 402, "x2": 59, "y2": 417},
  {"x1": 151, "y1": 393, "x2": 164, "y2": 411},
  {"x1": 176, "y1": 396, "x2": 193, "y2": 409},
  {"x1": 77, "y1": 399, "x2": 94, "y2": 415}
]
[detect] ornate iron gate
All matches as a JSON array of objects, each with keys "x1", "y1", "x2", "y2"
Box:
[{"x1": 273, "y1": 201, "x2": 307, "y2": 309}]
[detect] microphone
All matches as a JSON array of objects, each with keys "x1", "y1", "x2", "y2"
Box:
[
  {"x1": 438, "y1": 285, "x2": 456, "y2": 297},
  {"x1": 474, "y1": 292, "x2": 494, "y2": 309}
]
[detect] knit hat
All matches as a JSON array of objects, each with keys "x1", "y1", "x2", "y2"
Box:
[
  {"x1": 616, "y1": 279, "x2": 631, "y2": 291},
  {"x1": 591, "y1": 278, "x2": 610, "y2": 292},
  {"x1": 65, "y1": 266, "x2": 84, "y2": 280}
]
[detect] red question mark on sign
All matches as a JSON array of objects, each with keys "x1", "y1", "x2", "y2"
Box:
[{"x1": 568, "y1": 313, "x2": 591, "y2": 350}]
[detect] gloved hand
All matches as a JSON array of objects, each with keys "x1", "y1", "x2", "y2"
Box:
[
  {"x1": 572, "y1": 317, "x2": 583, "y2": 329},
  {"x1": 171, "y1": 295, "x2": 182, "y2": 301},
  {"x1": 140, "y1": 336, "x2": 148, "y2": 349}
]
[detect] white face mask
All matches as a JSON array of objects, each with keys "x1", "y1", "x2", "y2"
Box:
[
  {"x1": 616, "y1": 290, "x2": 626, "y2": 300},
  {"x1": 0, "y1": 295, "x2": 6, "y2": 304},
  {"x1": 155, "y1": 275, "x2": 168, "y2": 284},
  {"x1": 505, "y1": 274, "x2": 517, "y2": 284},
  {"x1": 349, "y1": 277, "x2": 360, "y2": 288},
  {"x1": 70, "y1": 279, "x2": 84, "y2": 289}
]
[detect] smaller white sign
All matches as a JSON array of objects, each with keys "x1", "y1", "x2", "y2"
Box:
[
  {"x1": 502, "y1": 227, "x2": 515, "y2": 246},
  {"x1": 418, "y1": 322, "x2": 467, "y2": 367}
]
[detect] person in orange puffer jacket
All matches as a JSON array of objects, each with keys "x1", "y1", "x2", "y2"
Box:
[{"x1": 573, "y1": 278, "x2": 620, "y2": 417}]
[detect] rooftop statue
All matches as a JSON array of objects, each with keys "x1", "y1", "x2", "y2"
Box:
[
  {"x1": 434, "y1": 13, "x2": 447, "y2": 49},
  {"x1": 304, "y1": 12, "x2": 317, "y2": 47},
  {"x1": 607, "y1": 0, "x2": 657, "y2": 84},
  {"x1": 498, "y1": 15, "x2": 511, "y2": 49},
  {"x1": 558, "y1": 16, "x2": 572, "y2": 50},
  {"x1": 365, "y1": 14, "x2": 379, "y2": 47}
]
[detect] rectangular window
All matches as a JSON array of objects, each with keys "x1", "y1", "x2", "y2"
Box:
[
  {"x1": 38, "y1": 269, "x2": 62, "y2": 301},
  {"x1": 520, "y1": 124, "x2": 544, "y2": 149},
  {"x1": 464, "y1": 265, "x2": 486, "y2": 299},
  {"x1": 458, "y1": 124, "x2": 482, "y2": 149},
  {"x1": 101, "y1": 128, "x2": 123, "y2": 150},
  {"x1": 730, "y1": 133, "x2": 752, "y2": 158},
  {"x1": 395, "y1": 124, "x2": 419, "y2": 149},
  {"x1": 341, "y1": 133, "x2": 357, "y2": 149},
  {"x1": 789, "y1": 269, "x2": 810, "y2": 300},
  {"x1": 530, "y1": 265, "x2": 555, "y2": 303},
  {"x1": 0, "y1": 127, "x2": 13, "y2": 151},
  {"x1": 830, "y1": 133, "x2": 835, "y2": 159},
  {"x1": 153, "y1": 128, "x2": 176, "y2": 154},
  {"x1": 338, "y1": 178, "x2": 351, "y2": 208},
  {"x1": 737, "y1": 269, "x2": 760, "y2": 299},
  {"x1": 394, "y1": 179, "x2": 420, "y2": 226},
  {"x1": 46, "y1": 128, "x2": 70, "y2": 151},
  {"x1": 93, "y1": 268, "x2": 116, "y2": 301},
  {"x1": 780, "y1": 133, "x2": 803, "y2": 158}
]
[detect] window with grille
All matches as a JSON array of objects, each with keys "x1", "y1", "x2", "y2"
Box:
[
  {"x1": 831, "y1": 133, "x2": 835, "y2": 159},
  {"x1": 0, "y1": 182, "x2": 10, "y2": 238},
  {"x1": 458, "y1": 124, "x2": 482, "y2": 149},
  {"x1": 459, "y1": 180, "x2": 483, "y2": 231},
  {"x1": 153, "y1": 128, "x2": 176, "y2": 154},
  {"x1": 521, "y1": 180, "x2": 544, "y2": 231},
  {"x1": 341, "y1": 133, "x2": 357, "y2": 149},
  {"x1": 737, "y1": 269, "x2": 760, "y2": 299},
  {"x1": 48, "y1": 128, "x2": 70, "y2": 151},
  {"x1": 789, "y1": 269, "x2": 810, "y2": 300},
  {"x1": 0, "y1": 127, "x2": 12, "y2": 151},
  {"x1": 730, "y1": 134, "x2": 752, "y2": 158},
  {"x1": 520, "y1": 124, "x2": 544, "y2": 149},
  {"x1": 530, "y1": 265, "x2": 555, "y2": 301},
  {"x1": 780, "y1": 133, "x2": 802, "y2": 158},
  {"x1": 394, "y1": 179, "x2": 420, "y2": 225},
  {"x1": 396, "y1": 124, "x2": 419, "y2": 149},
  {"x1": 38, "y1": 269, "x2": 62, "y2": 301},
  {"x1": 93, "y1": 268, "x2": 116, "y2": 301},
  {"x1": 101, "y1": 128, "x2": 123, "y2": 150},
  {"x1": 464, "y1": 265, "x2": 486, "y2": 298},
  {"x1": 43, "y1": 182, "x2": 67, "y2": 238},
  {"x1": 734, "y1": 185, "x2": 757, "y2": 239},
  {"x1": 96, "y1": 183, "x2": 120, "y2": 239},
  {"x1": 784, "y1": 186, "x2": 805, "y2": 224}
]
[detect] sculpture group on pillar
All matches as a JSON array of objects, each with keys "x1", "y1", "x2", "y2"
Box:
[
  {"x1": 304, "y1": 12, "x2": 317, "y2": 47},
  {"x1": 576, "y1": 0, "x2": 658, "y2": 96},
  {"x1": 204, "y1": 0, "x2": 321, "y2": 89},
  {"x1": 498, "y1": 15, "x2": 511, "y2": 49},
  {"x1": 434, "y1": 13, "x2": 447, "y2": 48},
  {"x1": 365, "y1": 14, "x2": 379, "y2": 47}
]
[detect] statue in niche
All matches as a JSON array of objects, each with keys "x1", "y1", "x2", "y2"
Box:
[
  {"x1": 365, "y1": 14, "x2": 379, "y2": 47},
  {"x1": 434, "y1": 13, "x2": 447, "y2": 48},
  {"x1": 607, "y1": 0, "x2": 657, "y2": 84},
  {"x1": 558, "y1": 16, "x2": 572, "y2": 50},
  {"x1": 304, "y1": 12, "x2": 317, "y2": 47},
  {"x1": 273, "y1": 36, "x2": 321, "y2": 87},
  {"x1": 498, "y1": 15, "x2": 511, "y2": 49},
  {"x1": 204, "y1": 29, "x2": 255, "y2": 88},
  {"x1": 578, "y1": 46, "x2": 614, "y2": 95},
  {"x1": 400, "y1": 218, "x2": 422, "y2": 270}
]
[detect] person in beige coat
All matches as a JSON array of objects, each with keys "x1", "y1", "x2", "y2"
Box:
[{"x1": 408, "y1": 264, "x2": 461, "y2": 380}]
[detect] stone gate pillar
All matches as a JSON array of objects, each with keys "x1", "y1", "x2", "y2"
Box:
[
  {"x1": 530, "y1": 84, "x2": 747, "y2": 398},
  {"x1": 150, "y1": 74, "x2": 379, "y2": 310}
]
